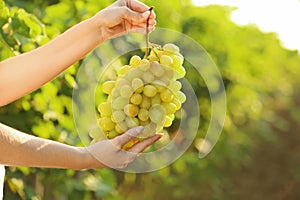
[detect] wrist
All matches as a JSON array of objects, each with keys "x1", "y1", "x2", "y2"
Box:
[
  {"x1": 75, "y1": 147, "x2": 106, "y2": 170},
  {"x1": 90, "y1": 14, "x2": 110, "y2": 44}
]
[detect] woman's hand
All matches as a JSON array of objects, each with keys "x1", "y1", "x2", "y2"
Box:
[
  {"x1": 84, "y1": 126, "x2": 162, "y2": 169},
  {"x1": 93, "y1": 0, "x2": 156, "y2": 42}
]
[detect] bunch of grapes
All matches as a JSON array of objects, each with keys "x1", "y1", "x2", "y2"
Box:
[{"x1": 90, "y1": 43, "x2": 186, "y2": 145}]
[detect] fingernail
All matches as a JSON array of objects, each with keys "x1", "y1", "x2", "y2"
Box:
[{"x1": 136, "y1": 126, "x2": 144, "y2": 133}]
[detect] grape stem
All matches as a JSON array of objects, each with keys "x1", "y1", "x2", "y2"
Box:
[{"x1": 145, "y1": 6, "x2": 154, "y2": 58}]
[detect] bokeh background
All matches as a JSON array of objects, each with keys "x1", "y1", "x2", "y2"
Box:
[{"x1": 1, "y1": 0, "x2": 300, "y2": 199}]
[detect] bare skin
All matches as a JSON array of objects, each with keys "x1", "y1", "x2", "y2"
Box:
[{"x1": 0, "y1": 0, "x2": 160, "y2": 170}]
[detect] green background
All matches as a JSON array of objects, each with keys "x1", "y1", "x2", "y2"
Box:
[{"x1": 1, "y1": 0, "x2": 300, "y2": 199}]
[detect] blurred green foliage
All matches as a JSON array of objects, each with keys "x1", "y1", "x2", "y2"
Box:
[{"x1": 1, "y1": 0, "x2": 300, "y2": 199}]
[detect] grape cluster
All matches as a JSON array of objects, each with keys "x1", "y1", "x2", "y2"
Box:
[{"x1": 90, "y1": 43, "x2": 186, "y2": 144}]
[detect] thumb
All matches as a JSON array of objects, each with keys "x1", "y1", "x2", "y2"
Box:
[{"x1": 113, "y1": 126, "x2": 144, "y2": 147}]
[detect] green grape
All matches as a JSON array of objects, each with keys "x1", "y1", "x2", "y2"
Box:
[
  {"x1": 140, "y1": 122, "x2": 157, "y2": 138},
  {"x1": 130, "y1": 55, "x2": 142, "y2": 67},
  {"x1": 140, "y1": 95, "x2": 151, "y2": 109},
  {"x1": 117, "y1": 65, "x2": 131, "y2": 76},
  {"x1": 150, "y1": 61, "x2": 165, "y2": 77},
  {"x1": 162, "y1": 102, "x2": 177, "y2": 115},
  {"x1": 124, "y1": 104, "x2": 139, "y2": 117},
  {"x1": 126, "y1": 68, "x2": 143, "y2": 82},
  {"x1": 132, "y1": 78, "x2": 144, "y2": 93},
  {"x1": 152, "y1": 80, "x2": 167, "y2": 93},
  {"x1": 120, "y1": 85, "x2": 134, "y2": 98},
  {"x1": 112, "y1": 110, "x2": 126, "y2": 123},
  {"x1": 151, "y1": 94, "x2": 161, "y2": 105},
  {"x1": 142, "y1": 71, "x2": 155, "y2": 83},
  {"x1": 89, "y1": 128, "x2": 102, "y2": 140},
  {"x1": 172, "y1": 55, "x2": 184, "y2": 67},
  {"x1": 149, "y1": 104, "x2": 166, "y2": 125},
  {"x1": 130, "y1": 93, "x2": 143, "y2": 105},
  {"x1": 102, "y1": 81, "x2": 115, "y2": 95},
  {"x1": 99, "y1": 117, "x2": 115, "y2": 131},
  {"x1": 168, "y1": 114, "x2": 175, "y2": 121},
  {"x1": 116, "y1": 121, "x2": 128, "y2": 133},
  {"x1": 98, "y1": 102, "x2": 112, "y2": 117},
  {"x1": 116, "y1": 78, "x2": 130, "y2": 88},
  {"x1": 148, "y1": 54, "x2": 159, "y2": 62},
  {"x1": 168, "y1": 80, "x2": 182, "y2": 92},
  {"x1": 138, "y1": 108, "x2": 149, "y2": 121},
  {"x1": 176, "y1": 91, "x2": 187, "y2": 103},
  {"x1": 139, "y1": 59, "x2": 151, "y2": 71},
  {"x1": 125, "y1": 117, "x2": 139, "y2": 128},
  {"x1": 174, "y1": 65, "x2": 186, "y2": 79},
  {"x1": 163, "y1": 43, "x2": 180, "y2": 54},
  {"x1": 172, "y1": 97, "x2": 182, "y2": 110},
  {"x1": 111, "y1": 88, "x2": 120, "y2": 99},
  {"x1": 112, "y1": 96, "x2": 128, "y2": 110},
  {"x1": 160, "y1": 89, "x2": 174, "y2": 103},
  {"x1": 160, "y1": 55, "x2": 173, "y2": 66},
  {"x1": 143, "y1": 85, "x2": 157, "y2": 98},
  {"x1": 107, "y1": 130, "x2": 119, "y2": 139},
  {"x1": 164, "y1": 116, "x2": 173, "y2": 127}
]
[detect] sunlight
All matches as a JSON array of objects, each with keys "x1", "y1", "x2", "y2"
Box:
[{"x1": 193, "y1": 0, "x2": 300, "y2": 51}]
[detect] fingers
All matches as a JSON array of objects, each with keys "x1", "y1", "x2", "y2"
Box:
[
  {"x1": 127, "y1": 0, "x2": 151, "y2": 13},
  {"x1": 123, "y1": 7, "x2": 155, "y2": 24},
  {"x1": 112, "y1": 126, "x2": 144, "y2": 148},
  {"x1": 128, "y1": 133, "x2": 163, "y2": 153}
]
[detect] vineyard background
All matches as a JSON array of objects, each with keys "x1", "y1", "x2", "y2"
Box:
[{"x1": 1, "y1": 0, "x2": 300, "y2": 199}]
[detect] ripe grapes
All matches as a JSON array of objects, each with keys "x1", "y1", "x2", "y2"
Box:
[{"x1": 91, "y1": 43, "x2": 187, "y2": 143}]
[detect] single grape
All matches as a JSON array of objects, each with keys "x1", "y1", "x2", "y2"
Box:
[
  {"x1": 172, "y1": 97, "x2": 182, "y2": 110},
  {"x1": 124, "y1": 104, "x2": 139, "y2": 117},
  {"x1": 99, "y1": 117, "x2": 115, "y2": 131},
  {"x1": 160, "y1": 89, "x2": 174, "y2": 103},
  {"x1": 112, "y1": 96, "x2": 128, "y2": 110},
  {"x1": 116, "y1": 78, "x2": 130, "y2": 88},
  {"x1": 172, "y1": 55, "x2": 184, "y2": 67},
  {"x1": 149, "y1": 104, "x2": 166, "y2": 125},
  {"x1": 142, "y1": 71, "x2": 155, "y2": 83},
  {"x1": 164, "y1": 116, "x2": 173, "y2": 127},
  {"x1": 174, "y1": 65, "x2": 186, "y2": 79},
  {"x1": 107, "y1": 130, "x2": 119, "y2": 139},
  {"x1": 138, "y1": 108, "x2": 149, "y2": 122},
  {"x1": 143, "y1": 85, "x2": 157, "y2": 98},
  {"x1": 132, "y1": 78, "x2": 144, "y2": 93},
  {"x1": 151, "y1": 94, "x2": 161, "y2": 105},
  {"x1": 112, "y1": 110, "x2": 126, "y2": 123},
  {"x1": 130, "y1": 55, "x2": 142, "y2": 67},
  {"x1": 140, "y1": 95, "x2": 151, "y2": 109},
  {"x1": 117, "y1": 65, "x2": 131, "y2": 76},
  {"x1": 126, "y1": 68, "x2": 143, "y2": 82},
  {"x1": 115, "y1": 121, "x2": 128, "y2": 133},
  {"x1": 162, "y1": 102, "x2": 177, "y2": 115},
  {"x1": 140, "y1": 122, "x2": 157, "y2": 138},
  {"x1": 139, "y1": 59, "x2": 151, "y2": 71},
  {"x1": 120, "y1": 85, "x2": 134, "y2": 99},
  {"x1": 163, "y1": 43, "x2": 180, "y2": 54},
  {"x1": 125, "y1": 117, "x2": 139, "y2": 128},
  {"x1": 102, "y1": 81, "x2": 115, "y2": 95},
  {"x1": 98, "y1": 102, "x2": 112, "y2": 117},
  {"x1": 160, "y1": 55, "x2": 173, "y2": 66},
  {"x1": 130, "y1": 93, "x2": 143, "y2": 105},
  {"x1": 176, "y1": 91, "x2": 187, "y2": 103},
  {"x1": 168, "y1": 80, "x2": 182, "y2": 92},
  {"x1": 150, "y1": 61, "x2": 165, "y2": 77}
]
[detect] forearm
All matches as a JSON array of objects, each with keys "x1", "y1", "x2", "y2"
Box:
[
  {"x1": 0, "y1": 17, "x2": 102, "y2": 106},
  {"x1": 0, "y1": 123, "x2": 100, "y2": 170}
]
